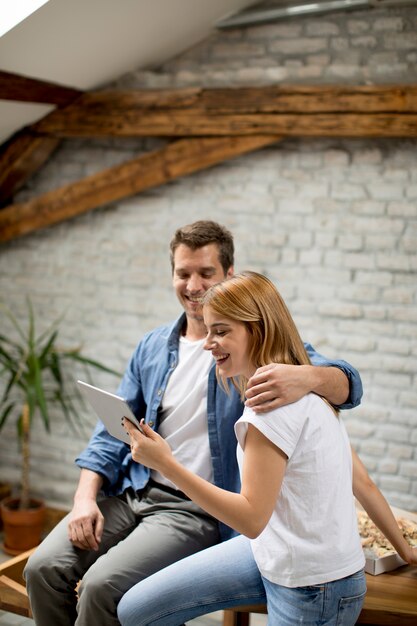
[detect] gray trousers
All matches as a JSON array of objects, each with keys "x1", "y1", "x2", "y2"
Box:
[{"x1": 24, "y1": 483, "x2": 220, "y2": 626}]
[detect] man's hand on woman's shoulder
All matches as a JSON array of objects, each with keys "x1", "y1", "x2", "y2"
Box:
[{"x1": 245, "y1": 363, "x2": 311, "y2": 413}]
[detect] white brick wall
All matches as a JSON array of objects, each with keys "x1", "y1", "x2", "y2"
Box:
[{"x1": 0, "y1": 3, "x2": 416, "y2": 512}]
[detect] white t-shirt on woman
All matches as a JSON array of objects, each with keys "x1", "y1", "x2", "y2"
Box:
[{"x1": 235, "y1": 392, "x2": 365, "y2": 588}]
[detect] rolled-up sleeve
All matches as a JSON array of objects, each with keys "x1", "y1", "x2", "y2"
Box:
[
  {"x1": 75, "y1": 420, "x2": 129, "y2": 488},
  {"x1": 75, "y1": 343, "x2": 145, "y2": 489},
  {"x1": 304, "y1": 342, "x2": 363, "y2": 410}
]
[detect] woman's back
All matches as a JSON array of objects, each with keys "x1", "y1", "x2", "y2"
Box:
[{"x1": 235, "y1": 392, "x2": 365, "y2": 587}]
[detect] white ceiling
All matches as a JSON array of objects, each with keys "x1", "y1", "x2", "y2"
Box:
[{"x1": 0, "y1": 0, "x2": 259, "y2": 144}]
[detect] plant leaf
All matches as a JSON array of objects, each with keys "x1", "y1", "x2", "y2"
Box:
[
  {"x1": 27, "y1": 297, "x2": 35, "y2": 351},
  {"x1": 32, "y1": 356, "x2": 50, "y2": 432},
  {"x1": 39, "y1": 329, "x2": 59, "y2": 365},
  {"x1": 0, "y1": 332, "x2": 22, "y2": 351},
  {"x1": 36, "y1": 311, "x2": 66, "y2": 349},
  {"x1": 55, "y1": 389, "x2": 85, "y2": 436},
  {"x1": 63, "y1": 352, "x2": 121, "y2": 376},
  {"x1": 0, "y1": 371, "x2": 19, "y2": 406},
  {"x1": 0, "y1": 299, "x2": 120, "y2": 437},
  {"x1": 0, "y1": 401, "x2": 16, "y2": 429},
  {"x1": 0, "y1": 303, "x2": 27, "y2": 343}
]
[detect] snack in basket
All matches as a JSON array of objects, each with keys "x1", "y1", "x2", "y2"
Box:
[{"x1": 357, "y1": 509, "x2": 417, "y2": 559}]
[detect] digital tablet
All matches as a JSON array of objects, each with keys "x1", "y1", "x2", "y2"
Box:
[{"x1": 77, "y1": 380, "x2": 143, "y2": 444}]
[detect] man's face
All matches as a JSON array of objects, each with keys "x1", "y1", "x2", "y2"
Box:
[{"x1": 172, "y1": 243, "x2": 233, "y2": 322}]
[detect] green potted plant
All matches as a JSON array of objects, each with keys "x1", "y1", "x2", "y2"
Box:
[{"x1": 0, "y1": 299, "x2": 120, "y2": 554}]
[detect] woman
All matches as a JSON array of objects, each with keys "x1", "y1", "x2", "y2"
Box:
[{"x1": 119, "y1": 271, "x2": 417, "y2": 626}]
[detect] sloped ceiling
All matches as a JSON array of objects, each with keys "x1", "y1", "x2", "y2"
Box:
[{"x1": 0, "y1": 0, "x2": 260, "y2": 144}]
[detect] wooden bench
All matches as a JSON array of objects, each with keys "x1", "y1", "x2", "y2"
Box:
[
  {"x1": 0, "y1": 548, "x2": 34, "y2": 617},
  {"x1": 222, "y1": 565, "x2": 417, "y2": 626},
  {"x1": 0, "y1": 505, "x2": 68, "y2": 617}
]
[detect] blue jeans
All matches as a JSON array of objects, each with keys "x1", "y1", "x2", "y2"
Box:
[
  {"x1": 262, "y1": 569, "x2": 366, "y2": 626},
  {"x1": 117, "y1": 534, "x2": 366, "y2": 626},
  {"x1": 117, "y1": 535, "x2": 265, "y2": 626}
]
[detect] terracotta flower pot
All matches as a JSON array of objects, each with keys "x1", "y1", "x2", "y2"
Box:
[
  {"x1": 0, "y1": 496, "x2": 46, "y2": 555},
  {"x1": 0, "y1": 482, "x2": 12, "y2": 530}
]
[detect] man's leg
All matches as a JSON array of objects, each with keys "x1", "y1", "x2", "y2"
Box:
[
  {"x1": 118, "y1": 534, "x2": 266, "y2": 626},
  {"x1": 75, "y1": 485, "x2": 220, "y2": 626},
  {"x1": 24, "y1": 493, "x2": 138, "y2": 626}
]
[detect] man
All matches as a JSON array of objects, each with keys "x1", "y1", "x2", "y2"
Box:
[{"x1": 25, "y1": 220, "x2": 362, "y2": 626}]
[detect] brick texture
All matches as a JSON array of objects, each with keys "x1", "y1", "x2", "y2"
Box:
[{"x1": 0, "y1": 3, "x2": 416, "y2": 513}]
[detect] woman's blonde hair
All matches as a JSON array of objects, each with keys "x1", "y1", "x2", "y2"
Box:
[{"x1": 203, "y1": 271, "x2": 311, "y2": 399}]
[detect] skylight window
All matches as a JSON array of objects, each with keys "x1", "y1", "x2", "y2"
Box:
[{"x1": 0, "y1": 0, "x2": 50, "y2": 38}]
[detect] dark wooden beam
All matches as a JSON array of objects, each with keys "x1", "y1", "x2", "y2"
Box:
[
  {"x1": 0, "y1": 70, "x2": 82, "y2": 106},
  {"x1": 33, "y1": 84, "x2": 417, "y2": 113},
  {"x1": 34, "y1": 112, "x2": 417, "y2": 138},
  {"x1": 0, "y1": 135, "x2": 280, "y2": 243},
  {"x1": 31, "y1": 85, "x2": 417, "y2": 137},
  {"x1": 2, "y1": 83, "x2": 416, "y2": 243},
  {"x1": 0, "y1": 131, "x2": 60, "y2": 206},
  {"x1": 0, "y1": 70, "x2": 82, "y2": 204}
]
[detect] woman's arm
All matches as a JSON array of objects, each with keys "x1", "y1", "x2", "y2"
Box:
[
  {"x1": 352, "y1": 447, "x2": 417, "y2": 565},
  {"x1": 124, "y1": 420, "x2": 286, "y2": 539}
]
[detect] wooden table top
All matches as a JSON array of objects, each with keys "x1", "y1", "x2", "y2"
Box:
[{"x1": 358, "y1": 564, "x2": 417, "y2": 625}]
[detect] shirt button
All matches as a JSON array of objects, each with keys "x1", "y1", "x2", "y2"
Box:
[
  {"x1": 171, "y1": 361, "x2": 176, "y2": 369},
  {"x1": 157, "y1": 389, "x2": 162, "y2": 396},
  {"x1": 148, "y1": 420, "x2": 154, "y2": 427}
]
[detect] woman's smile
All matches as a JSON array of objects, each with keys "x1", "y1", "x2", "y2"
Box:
[
  {"x1": 213, "y1": 352, "x2": 229, "y2": 363},
  {"x1": 203, "y1": 307, "x2": 253, "y2": 380}
]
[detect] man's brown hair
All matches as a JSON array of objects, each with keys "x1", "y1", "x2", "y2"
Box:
[{"x1": 170, "y1": 220, "x2": 234, "y2": 274}]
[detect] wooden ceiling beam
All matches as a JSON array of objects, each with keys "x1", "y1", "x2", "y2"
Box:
[
  {"x1": 0, "y1": 70, "x2": 82, "y2": 105},
  {"x1": 0, "y1": 131, "x2": 60, "y2": 206},
  {"x1": 0, "y1": 70, "x2": 83, "y2": 205},
  {"x1": 0, "y1": 135, "x2": 280, "y2": 243},
  {"x1": 33, "y1": 84, "x2": 417, "y2": 113},
  {"x1": 31, "y1": 85, "x2": 417, "y2": 137},
  {"x1": 1, "y1": 83, "x2": 416, "y2": 243},
  {"x1": 34, "y1": 112, "x2": 417, "y2": 138}
]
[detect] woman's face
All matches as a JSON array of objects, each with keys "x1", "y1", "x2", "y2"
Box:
[{"x1": 203, "y1": 305, "x2": 255, "y2": 379}]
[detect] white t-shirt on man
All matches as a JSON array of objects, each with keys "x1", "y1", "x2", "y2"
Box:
[
  {"x1": 151, "y1": 336, "x2": 214, "y2": 490},
  {"x1": 235, "y1": 393, "x2": 365, "y2": 587}
]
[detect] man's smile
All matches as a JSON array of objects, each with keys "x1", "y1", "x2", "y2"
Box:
[{"x1": 186, "y1": 295, "x2": 204, "y2": 303}]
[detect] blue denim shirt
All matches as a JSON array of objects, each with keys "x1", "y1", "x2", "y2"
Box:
[{"x1": 76, "y1": 313, "x2": 363, "y2": 541}]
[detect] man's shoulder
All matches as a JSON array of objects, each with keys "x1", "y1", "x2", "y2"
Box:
[
  {"x1": 140, "y1": 316, "x2": 183, "y2": 347},
  {"x1": 143, "y1": 319, "x2": 175, "y2": 338}
]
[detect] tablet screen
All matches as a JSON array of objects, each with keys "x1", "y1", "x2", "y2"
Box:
[{"x1": 77, "y1": 380, "x2": 143, "y2": 444}]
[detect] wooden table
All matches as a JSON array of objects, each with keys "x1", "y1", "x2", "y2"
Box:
[
  {"x1": 359, "y1": 565, "x2": 417, "y2": 625},
  {"x1": 223, "y1": 565, "x2": 417, "y2": 626}
]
